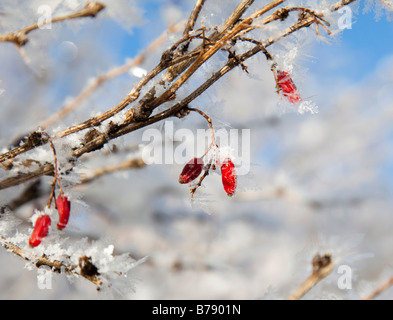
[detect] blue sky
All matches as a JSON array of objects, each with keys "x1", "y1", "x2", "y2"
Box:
[
  {"x1": 310, "y1": 6, "x2": 393, "y2": 83},
  {"x1": 118, "y1": 1, "x2": 393, "y2": 84}
]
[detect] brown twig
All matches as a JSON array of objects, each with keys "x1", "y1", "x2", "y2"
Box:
[
  {"x1": 42, "y1": 132, "x2": 63, "y2": 208},
  {"x1": 188, "y1": 107, "x2": 218, "y2": 157},
  {"x1": 0, "y1": 163, "x2": 54, "y2": 190},
  {"x1": 0, "y1": 235, "x2": 102, "y2": 286},
  {"x1": 39, "y1": 20, "x2": 185, "y2": 129},
  {"x1": 363, "y1": 276, "x2": 393, "y2": 300},
  {"x1": 80, "y1": 157, "x2": 146, "y2": 184},
  {"x1": 0, "y1": 1, "x2": 105, "y2": 47},
  {"x1": 379, "y1": 0, "x2": 393, "y2": 7},
  {"x1": 190, "y1": 160, "x2": 213, "y2": 198},
  {"x1": 331, "y1": 0, "x2": 357, "y2": 11},
  {"x1": 183, "y1": 0, "x2": 206, "y2": 36},
  {"x1": 287, "y1": 253, "x2": 335, "y2": 300}
]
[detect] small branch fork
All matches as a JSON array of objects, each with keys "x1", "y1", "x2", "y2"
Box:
[{"x1": 186, "y1": 107, "x2": 218, "y2": 198}]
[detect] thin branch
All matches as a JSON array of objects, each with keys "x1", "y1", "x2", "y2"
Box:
[
  {"x1": 380, "y1": 0, "x2": 393, "y2": 7},
  {"x1": 1, "y1": 181, "x2": 42, "y2": 213},
  {"x1": 39, "y1": 20, "x2": 185, "y2": 129},
  {"x1": 287, "y1": 253, "x2": 335, "y2": 300},
  {"x1": 188, "y1": 107, "x2": 218, "y2": 157},
  {"x1": 190, "y1": 160, "x2": 213, "y2": 198},
  {"x1": 215, "y1": 0, "x2": 256, "y2": 38},
  {"x1": 80, "y1": 157, "x2": 146, "y2": 184},
  {"x1": 55, "y1": 48, "x2": 202, "y2": 139},
  {"x1": 0, "y1": 235, "x2": 102, "y2": 286},
  {"x1": 363, "y1": 276, "x2": 393, "y2": 300},
  {"x1": 0, "y1": 2, "x2": 105, "y2": 47},
  {"x1": 183, "y1": 0, "x2": 206, "y2": 36},
  {"x1": 0, "y1": 163, "x2": 54, "y2": 190},
  {"x1": 331, "y1": 0, "x2": 357, "y2": 11}
]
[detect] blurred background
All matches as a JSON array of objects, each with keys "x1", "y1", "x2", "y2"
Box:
[{"x1": 0, "y1": 0, "x2": 393, "y2": 299}]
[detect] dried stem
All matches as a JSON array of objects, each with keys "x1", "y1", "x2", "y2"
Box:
[
  {"x1": 80, "y1": 157, "x2": 146, "y2": 184},
  {"x1": 379, "y1": 0, "x2": 393, "y2": 7},
  {"x1": 0, "y1": 2, "x2": 105, "y2": 47},
  {"x1": 0, "y1": 235, "x2": 102, "y2": 287},
  {"x1": 287, "y1": 253, "x2": 335, "y2": 300},
  {"x1": 183, "y1": 0, "x2": 206, "y2": 36},
  {"x1": 39, "y1": 20, "x2": 185, "y2": 129},
  {"x1": 188, "y1": 107, "x2": 218, "y2": 157},
  {"x1": 363, "y1": 276, "x2": 393, "y2": 300},
  {"x1": 331, "y1": 0, "x2": 357, "y2": 11},
  {"x1": 190, "y1": 160, "x2": 213, "y2": 198}
]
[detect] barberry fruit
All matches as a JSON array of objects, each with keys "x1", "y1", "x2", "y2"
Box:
[
  {"x1": 179, "y1": 157, "x2": 204, "y2": 184},
  {"x1": 56, "y1": 194, "x2": 71, "y2": 230},
  {"x1": 29, "y1": 215, "x2": 51, "y2": 247},
  {"x1": 277, "y1": 70, "x2": 302, "y2": 104},
  {"x1": 221, "y1": 158, "x2": 237, "y2": 196}
]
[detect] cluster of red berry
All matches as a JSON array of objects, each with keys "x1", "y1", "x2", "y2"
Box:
[
  {"x1": 28, "y1": 135, "x2": 72, "y2": 247},
  {"x1": 28, "y1": 69, "x2": 301, "y2": 245},
  {"x1": 179, "y1": 156, "x2": 237, "y2": 197},
  {"x1": 178, "y1": 108, "x2": 237, "y2": 198},
  {"x1": 28, "y1": 194, "x2": 71, "y2": 247}
]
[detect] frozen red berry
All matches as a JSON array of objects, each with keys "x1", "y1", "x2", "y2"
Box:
[
  {"x1": 56, "y1": 194, "x2": 71, "y2": 230},
  {"x1": 277, "y1": 70, "x2": 302, "y2": 104},
  {"x1": 29, "y1": 215, "x2": 51, "y2": 247},
  {"x1": 221, "y1": 158, "x2": 237, "y2": 196},
  {"x1": 179, "y1": 157, "x2": 204, "y2": 184}
]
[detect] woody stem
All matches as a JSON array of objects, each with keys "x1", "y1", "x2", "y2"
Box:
[{"x1": 187, "y1": 107, "x2": 218, "y2": 157}]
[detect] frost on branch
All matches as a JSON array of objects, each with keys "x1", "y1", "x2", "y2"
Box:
[
  {"x1": 1, "y1": 0, "x2": 393, "y2": 299},
  {"x1": 0, "y1": 211, "x2": 144, "y2": 292}
]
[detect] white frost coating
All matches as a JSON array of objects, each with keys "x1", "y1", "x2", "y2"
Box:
[
  {"x1": 104, "y1": 244, "x2": 114, "y2": 257},
  {"x1": 64, "y1": 0, "x2": 81, "y2": 11},
  {"x1": 0, "y1": 211, "x2": 145, "y2": 294},
  {"x1": 298, "y1": 100, "x2": 319, "y2": 114},
  {"x1": 30, "y1": 207, "x2": 54, "y2": 226},
  {"x1": 282, "y1": 47, "x2": 298, "y2": 74},
  {"x1": 129, "y1": 66, "x2": 148, "y2": 79},
  {"x1": 0, "y1": 214, "x2": 22, "y2": 237},
  {"x1": 99, "y1": 0, "x2": 145, "y2": 31}
]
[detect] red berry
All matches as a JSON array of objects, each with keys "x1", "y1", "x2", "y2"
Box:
[
  {"x1": 179, "y1": 157, "x2": 204, "y2": 184},
  {"x1": 221, "y1": 158, "x2": 237, "y2": 196},
  {"x1": 277, "y1": 70, "x2": 302, "y2": 104},
  {"x1": 56, "y1": 195, "x2": 71, "y2": 230},
  {"x1": 29, "y1": 215, "x2": 51, "y2": 247}
]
